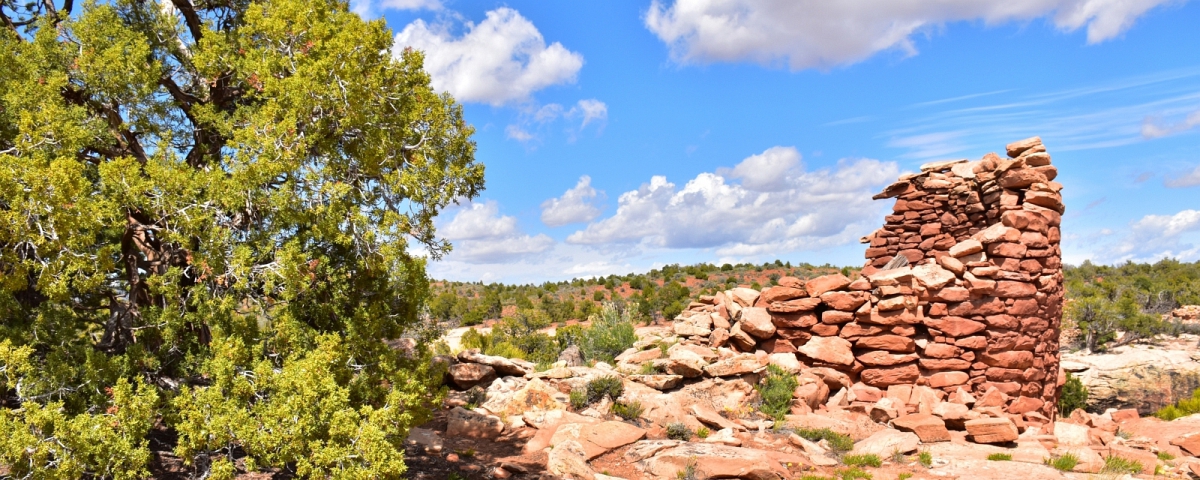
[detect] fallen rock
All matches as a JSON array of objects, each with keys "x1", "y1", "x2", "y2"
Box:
[
  {"x1": 546, "y1": 440, "x2": 596, "y2": 479},
  {"x1": 458, "y1": 349, "x2": 532, "y2": 376},
  {"x1": 1053, "y1": 421, "x2": 1090, "y2": 446},
  {"x1": 446, "y1": 407, "x2": 504, "y2": 439},
  {"x1": 1171, "y1": 432, "x2": 1200, "y2": 457},
  {"x1": 796, "y1": 336, "x2": 854, "y2": 366},
  {"x1": 447, "y1": 363, "x2": 497, "y2": 389},
  {"x1": 965, "y1": 417, "x2": 1019, "y2": 444},
  {"x1": 852, "y1": 429, "x2": 919, "y2": 456},
  {"x1": 893, "y1": 413, "x2": 951, "y2": 442},
  {"x1": 639, "y1": 443, "x2": 803, "y2": 480}
]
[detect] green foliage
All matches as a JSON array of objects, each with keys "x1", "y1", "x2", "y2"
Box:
[
  {"x1": 1100, "y1": 455, "x2": 1143, "y2": 474},
  {"x1": 842, "y1": 454, "x2": 882, "y2": 468},
  {"x1": 586, "y1": 376, "x2": 624, "y2": 403},
  {"x1": 1064, "y1": 260, "x2": 1200, "y2": 352},
  {"x1": 836, "y1": 467, "x2": 872, "y2": 480},
  {"x1": 917, "y1": 451, "x2": 932, "y2": 468},
  {"x1": 612, "y1": 400, "x2": 644, "y2": 422},
  {"x1": 675, "y1": 458, "x2": 699, "y2": 480},
  {"x1": 898, "y1": 474, "x2": 913, "y2": 480},
  {"x1": 795, "y1": 428, "x2": 854, "y2": 455},
  {"x1": 569, "y1": 389, "x2": 588, "y2": 410},
  {"x1": 1044, "y1": 453, "x2": 1080, "y2": 472},
  {"x1": 1059, "y1": 372, "x2": 1089, "y2": 417},
  {"x1": 593, "y1": 290, "x2": 606, "y2": 301},
  {"x1": 578, "y1": 303, "x2": 638, "y2": 364},
  {"x1": 986, "y1": 453, "x2": 1012, "y2": 461},
  {"x1": 464, "y1": 387, "x2": 486, "y2": 410},
  {"x1": 799, "y1": 476, "x2": 834, "y2": 480},
  {"x1": 695, "y1": 426, "x2": 710, "y2": 439},
  {"x1": 0, "y1": 0, "x2": 482, "y2": 475},
  {"x1": 1155, "y1": 386, "x2": 1200, "y2": 420},
  {"x1": 1158, "y1": 451, "x2": 1175, "y2": 461},
  {"x1": 640, "y1": 362, "x2": 662, "y2": 375},
  {"x1": 666, "y1": 422, "x2": 692, "y2": 441},
  {"x1": 757, "y1": 364, "x2": 799, "y2": 421}
]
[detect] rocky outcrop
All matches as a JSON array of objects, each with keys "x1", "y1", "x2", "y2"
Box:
[
  {"x1": 671, "y1": 137, "x2": 1066, "y2": 424},
  {"x1": 1060, "y1": 335, "x2": 1200, "y2": 414}
]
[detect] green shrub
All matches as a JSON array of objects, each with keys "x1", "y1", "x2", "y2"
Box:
[
  {"x1": 586, "y1": 376, "x2": 624, "y2": 403},
  {"x1": 986, "y1": 453, "x2": 1012, "y2": 461},
  {"x1": 795, "y1": 428, "x2": 854, "y2": 455},
  {"x1": 757, "y1": 364, "x2": 799, "y2": 421},
  {"x1": 612, "y1": 400, "x2": 644, "y2": 421},
  {"x1": 836, "y1": 467, "x2": 872, "y2": 480},
  {"x1": 1158, "y1": 451, "x2": 1175, "y2": 461},
  {"x1": 1044, "y1": 453, "x2": 1079, "y2": 472},
  {"x1": 1058, "y1": 372, "x2": 1089, "y2": 417},
  {"x1": 917, "y1": 451, "x2": 932, "y2": 468},
  {"x1": 799, "y1": 476, "x2": 834, "y2": 480},
  {"x1": 842, "y1": 454, "x2": 882, "y2": 468},
  {"x1": 579, "y1": 303, "x2": 639, "y2": 364},
  {"x1": 696, "y1": 426, "x2": 710, "y2": 439},
  {"x1": 570, "y1": 389, "x2": 588, "y2": 410},
  {"x1": 1155, "y1": 386, "x2": 1200, "y2": 420},
  {"x1": 464, "y1": 387, "x2": 486, "y2": 409},
  {"x1": 898, "y1": 474, "x2": 913, "y2": 480},
  {"x1": 666, "y1": 422, "x2": 692, "y2": 440},
  {"x1": 594, "y1": 290, "x2": 607, "y2": 301},
  {"x1": 1100, "y1": 455, "x2": 1142, "y2": 474}
]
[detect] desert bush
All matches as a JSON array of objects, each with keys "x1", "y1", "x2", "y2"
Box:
[
  {"x1": 1059, "y1": 372, "x2": 1089, "y2": 417},
  {"x1": 757, "y1": 364, "x2": 799, "y2": 421},
  {"x1": 612, "y1": 400, "x2": 645, "y2": 421},
  {"x1": 796, "y1": 428, "x2": 854, "y2": 455},
  {"x1": 1155, "y1": 386, "x2": 1200, "y2": 420},
  {"x1": 696, "y1": 426, "x2": 710, "y2": 439},
  {"x1": 586, "y1": 376, "x2": 625, "y2": 403},
  {"x1": 835, "y1": 467, "x2": 872, "y2": 480},
  {"x1": 579, "y1": 303, "x2": 638, "y2": 364},
  {"x1": 842, "y1": 454, "x2": 882, "y2": 468},
  {"x1": 987, "y1": 453, "x2": 1012, "y2": 461},
  {"x1": 570, "y1": 389, "x2": 588, "y2": 410},
  {"x1": 666, "y1": 422, "x2": 693, "y2": 441}
]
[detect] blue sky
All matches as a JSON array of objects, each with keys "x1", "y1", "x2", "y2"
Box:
[{"x1": 358, "y1": 0, "x2": 1200, "y2": 284}]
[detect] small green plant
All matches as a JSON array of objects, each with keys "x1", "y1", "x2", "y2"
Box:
[
  {"x1": 843, "y1": 454, "x2": 882, "y2": 468},
  {"x1": 696, "y1": 426, "x2": 710, "y2": 439},
  {"x1": 1155, "y1": 386, "x2": 1200, "y2": 420},
  {"x1": 447, "y1": 473, "x2": 466, "y2": 480},
  {"x1": 666, "y1": 422, "x2": 693, "y2": 441},
  {"x1": 1058, "y1": 372, "x2": 1090, "y2": 417},
  {"x1": 1044, "y1": 453, "x2": 1079, "y2": 472},
  {"x1": 612, "y1": 400, "x2": 645, "y2": 421},
  {"x1": 836, "y1": 467, "x2": 873, "y2": 480},
  {"x1": 1100, "y1": 455, "x2": 1142, "y2": 475},
  {"x1": 795, "y1": 428, "x2": 854, "y2": 455},
  {"x1": 586, "y1": 375, "x2": 625, "y2": 403},
  {"x1": 890, "y1": 449, "x2": 905, "y2": 464},
  {"x1": 1115, "y1": 429, "x2": 1133, "y2": 440},
  {"x1": 1157, "y1": 451, "x2": 1175, "y2": 461},
  {"x1": 465, "y1": 387, "x2": 486, "y2": 409},
  {"x1": 570, "y1": 388, "x2": 588, "y2": 410},
  {"x1": 986, "y1": 453, "x2": 1012, "y2": 461},
  {"x1": 675, "y1": 457, "x2": 699, "y2": 480},
  {"x1": 917, "y1": 451, "x2": 932, "y2": 468},
  {"x1": 898, "y1": 474, "x2": 913, "y2": 480},
  {"x1": 799, "y1": 476, "x2": 834, "y2": 480},
  {"x1": 639, "y1": 362, "x2": 661, "y2": 375},
  {"x1": 456, "y1": 447, "x2": 476, "y2": 458}
]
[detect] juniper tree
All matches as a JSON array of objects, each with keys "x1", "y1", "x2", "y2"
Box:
[{"x1": 0, "y1": 0, "x2": 482, "y2": 475}]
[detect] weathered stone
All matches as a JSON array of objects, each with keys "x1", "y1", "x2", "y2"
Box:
[
  {"x1": 928, "y1": 371, "x2": 969, "y2": 388},
  {"x1": 448, "y1": 363, "x2": 497, "y2": 389},
  {"x1": 820, "y1": 291, "x2": 870, "y2": 311},
  {"x1": 447, "y1": 407, "x2": 504, "y2": 439},
  {"x1": 458, "y1": 349, "x2": 532, "y2": 376},
  {"x1": 912, "y1": 263, "x2": 956, "y2": 290},
  {"x1": 759, "y1": 286, "x2": 807, "y2": 304},
  {"x1": 729, "y1": 287, "x2": 761, "y2": 307},
  {"x1": 739, "y1": 307, "x2": 777, "y2": 339},
  {"x1": 922, "y1": 316, "x2": 986, "y2": 337},
  {"x1": 893, "y1": 414, "x2": 951, "y2": 442},
  {"x1": 855, "y1": 335, "x2": 916, "y2": 353},
  {"x1": 807, "y1": 273, "x2": 853, "y2": 297},
  {"x1": 796, "y1": 336, "x2": 854, "y2": 366},
  {"x1": 949, "y1": 239, "x2": 983, "y2": 258},
  {"x1": 703, "y1": 354, "x2": 765, "y2": 377},
  {"x1": 547, "y1": 440, "x2": 596, "y2": 479},
  {"x1": 1006, "y1": 136, "x2": 1043, "y2": 157},
  {"x1": 768, "y1": 297, "x2": 822, "y2": 313},
  {"x1": 852, "y1": 429, "x2": 920, "y2": 456},
  {"x1": 639, "y1": 443, "x2": 802, "y2": 480},
  {"x1": 581, "y1": 421, "x2": 647, "y2": 450},
  {"x1": 860, "y1": 363, "x2": 920, "y2": 387},
  {"x1": 1171, "y1": 432, "x2": 1200, "y2": 457},
  {"x1": 857, "y1": 351, "x2": 919, "y2": 367},
  {"x1": 628, "y1": 374, "x2": 683, "y2": 390},
  {"x1": 965, "y1": 417, "x2": 1019, "y2": 444}
]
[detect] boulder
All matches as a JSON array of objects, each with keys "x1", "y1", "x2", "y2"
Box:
[
  {"x1": 965, "y1": 417, "x2": 1018, "y2": 444},
  {"x1": 446, "y1": 407, "x2": 504, "y2": 439},
  {"x1": 448, "y1": 363, "x2": 497, "y2": 389},
  {"x1": 852, "y1": 429, "x2": 919, "y2": 456},
  {"x1": 581, "y1": 421, "x2": 647, "y2": 450},
  {"x1": 628, "y1": 374, "x2": 683, "y2": 390},
  {"x1": 558, "y1": 345, "x2": 584, "y2": 367},
  {"x1": 739, "y1": 307, "x2": 777, "y2": 339},
  {"x1": 489, "y1": 377, "x2": 565, "y2": 416},
  {"x1": 796, "y1": 336, "x2": 854, "y2": 366},
  {"x1": 704, "y1": 354, "x2": 765, "y2": 377},
  {"x1": 546, "y1": 440, "x2": 596, "y2": 479},
  {"x1": 730, "y1": 287, "x2": 761, "y2": 307},
  {"x1": 1053, "y1": 421, "x2": 1090, "y2": 446},
  {"x1": 458, "y1": 349, "x2": 532, "y2": 376},
  {"x1": 893, "y1": 414, "x2": 951, "y2": 443},
  {"x1": 1171, "y1": 432, "x2": 1200, "y2": 457}
]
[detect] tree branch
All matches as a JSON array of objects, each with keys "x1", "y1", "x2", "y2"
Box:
[{"x1": 169, "y1": 0, "x2": 203, "y2": 42}]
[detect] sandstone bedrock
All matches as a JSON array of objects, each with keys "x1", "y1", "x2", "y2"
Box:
[{"x1": 673, "y1": 136, "x2": 1065, "y2": 426}]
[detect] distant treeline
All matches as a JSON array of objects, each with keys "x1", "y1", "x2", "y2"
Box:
[{"x1": 1064, "y1": 259, "x2": 1200, "y2": 351}]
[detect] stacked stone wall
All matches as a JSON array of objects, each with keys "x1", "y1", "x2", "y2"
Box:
[{"x1": 672, "y1": 136, "x2": 1065, "y2": 425}]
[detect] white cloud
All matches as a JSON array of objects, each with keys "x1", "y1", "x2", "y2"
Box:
[
  {"x1": 644, "y1": 0, "x2": 1179, "y2": 70},
  {"x1": 439, "y1": 201, "x2": 554, "y2": 263},
  {"x1": 541, "y1": 175, "x2": 605, "y2": 227},
  {"x1": 505, "y1": 125, "x2": 535, "y2": 142},
  {"x1": 577, "y1": 99, "x2": 609, "y2": 128},
  {"x1": 506, "y1": 99, "x2": 609, "y2": 143},
  {"x1": 1099, "y1": 209, "x2": 1200, "y2": 262},
  {"x1": 395, "y1": 8, "x2": 584, "y2": 105},
  {"x1": 1142, "y1": 108, "x2": 1200, "y2": 138},
  {"x1": 1165, "y1": 164, "x2": 1200, "y2": 188},
  {"x1": 566, "y1": 147, "x2": 899, "y2": 252}
]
